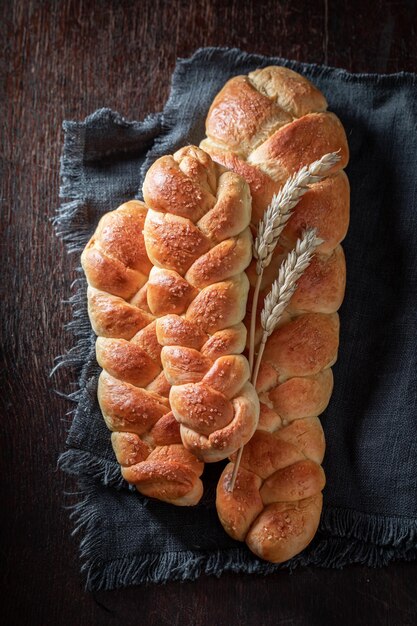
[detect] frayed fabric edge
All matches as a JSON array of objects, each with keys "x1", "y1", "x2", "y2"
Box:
[
  {"x1": 180, "y1": 46, "x2": 417, "y2": 84},
  {"x1": 50, "y1": 274, "x2": 95, "y2": 381},
  {"x1": 59, "y1": 450, "x2": 127, "y2": 490},
  {"x1": 321, "y1": 507, "x2": 417, "y2": 550},
  {"x1": 69, "y1": 479, "x2": 417, "y2": 591}
]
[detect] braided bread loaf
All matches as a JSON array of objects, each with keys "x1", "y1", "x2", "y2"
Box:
[
  {"x1": 200, "y1": 66, "x2": 350, "y2": 561},
  {"x1": 81, "y1": 200, "x2": 204, "y2": 505},
  {"x1": 142, "y1": 146, "x2": 260, "y2": 463}
]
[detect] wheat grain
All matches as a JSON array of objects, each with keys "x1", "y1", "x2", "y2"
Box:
[
  {"x1": 253, "y1": 151, "x2": 340, "y2": 274},
  {"x1": 261, "y1": 228, "x2": 323, "y2": 337}
]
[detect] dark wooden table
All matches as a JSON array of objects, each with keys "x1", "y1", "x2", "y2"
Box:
[{"x1": 2, "y1": 1, "x2": 417, "y2": 624}]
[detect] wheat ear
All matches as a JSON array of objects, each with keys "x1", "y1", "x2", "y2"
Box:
[{"x1": 248, "y1": 151, "x2": 340, "y2": 372}]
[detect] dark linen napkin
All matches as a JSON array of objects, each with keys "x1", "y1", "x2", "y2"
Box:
[{"x1": 54, "y1": 48, "x2": 417, "y2": 591}]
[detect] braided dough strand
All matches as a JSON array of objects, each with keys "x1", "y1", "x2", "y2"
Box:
[
  {"x1": 81, "y1": 201, "x2": 204, "y2": 505},
  {"x1": 143, "y1": 146, "x2": 260, "y2": 463},
  {"x1": 202, "y1": 66, "x2": 350, "y2": 561}
]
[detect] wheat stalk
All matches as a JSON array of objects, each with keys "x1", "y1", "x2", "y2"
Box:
[
  {"x1": 228, "y1": 228, "x2": 323, "y2": 492},
  {"x1": 248, "y1": 151, "x2": 340, "y2": 372}
]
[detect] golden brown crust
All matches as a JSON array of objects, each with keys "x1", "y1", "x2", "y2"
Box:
[
  {"x1": 248, "y1": 112, "x2": 349, "y2": 180},
  {"x1": 81, "y1": 246, "x2": 146, "y2": 300},
  {"x1": 148, "y1": 411, "x2": 182, "y2": 446},
  {"x1": 202, "y1": 67, "x2": 348, "y2": 224},
  {"x1": 87, "y1": 286, "x2": 154, "y2": 339},
  {"x1": 162, "y1": 346, "x2": 213, "y2": 385},
  {"x1": 142, "y1": 154, "x2": 216, "y2": 221},
  {"x1": 186, "y1": 274, "x2": 250, "y2": 334},
  {"x1": 268, "y1": 369, "x2": 334, "y2": 422},
  {"x1": 200, "y1": 323, "x2": 247, "y2": 359},
  {"x1": 259, "y1": 460, "x2": 326, "y2": 504},
  {"x1": 202, "y1": 66, "x2": 349, "y2": 562},
  {"x1": 185, "y1": 229, "x2": 253, "y2": 289},
  {"x1": 111, "y1": 432, "x2": 151, "y2": 466},
  {"x1": 289, "y1": 246, "x2": 346, "y2": 314},
  {"x1": 81, "y1": 201, "x2": 151, "y2": 300},
  {"x1": 216, "y1": 464, "x2": 264, "y2": 541},
  {"x1": 96, "y1": 337, "x2": 160, "y2": 387},
  {"x1": 156, "y1": 314, "x2": 208, "y2": 350},
  {"x1": 281, "y1": 172, "x2": 350, "y2": 254},
  {"x1": 231, "y1": 430, "x2": 304, "y2": 480},
  {"x1": 199, "y1": 141, "x2": 279, "y2": 222},
  {"x1": 171, "y1": 382, "x2": 234, "y2": 435},
  {"x1": 98, "y1": 371, "x2": 168, "y2": 435},
  {"x1": 262, "y1": 313, "x2": 340, "y2": 380},
  {"x1": 248, "y1": 66, "x2": 328, "y2": 117},
  {"x1": 143, "y1": 146, "x2": 260, "y2": 462},
  {"x1": 276, "y1": 417, "x2": 326, "y2": 464},
  {"x1": 205, "y1": 75, "x2": 291, "y2": 156},
  {"x1": 246, "y1": 495, "x2": 323, "y2": 563},
  {"x1": 144, "y1": 211, "x2": 211, "y2": 275},
  {"x1": 196, "y1": 170, "x2": 253, "y2": 241},
  {"x1": 147, "y1": 268, "x2": 197, "y2": 316},
  {"x1": 121, "y1": 444, "x2": 204, "y2": 505}
]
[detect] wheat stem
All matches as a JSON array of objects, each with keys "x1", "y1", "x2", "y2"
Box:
[
  {"x1": 251, "y1": 335, "x2": 267, "y2": 390},
  {"x1": 229, "y1": 446, "x2": 243, "y2": 491},
  {"x1": 248, "y1": 275, "x2": 262, "y2": 372},
  {"x1": 229, "y1": 336, "x2": 267, "y2": 491}
]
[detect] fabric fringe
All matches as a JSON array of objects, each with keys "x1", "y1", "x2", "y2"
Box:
[
  {"x1": 53, "y1": 201, "x2": 93, "y2": 255},
  {"x1": 50, "y1": 275, "x2": 94, "y2": 376},
  {"x1": 51, "y1": 111, "x2": 94, "y2": 386},
  {"x1": 59, "y1": 450, "x2": 126, "y2": 490},
  {"x1": 68, "y1": 479, "x2": 417, "y2": 591},
  {"x1": 321, "y1": 507, "x2": 417, "y2": 549},
  {"x1": 185, "y1": 46, "x2": 417, "y2": 85},
  {"x1": 53, "y1": 115, "x2": 91, "y2": 253}
]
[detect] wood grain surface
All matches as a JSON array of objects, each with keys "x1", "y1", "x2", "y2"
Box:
[{"x1": 1, "y1": 1, "x2": 417, "y2": 625}]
